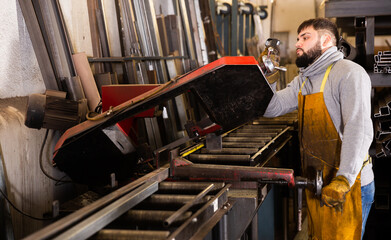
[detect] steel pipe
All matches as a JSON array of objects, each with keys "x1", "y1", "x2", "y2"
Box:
[
  {"x1": 92, "y1": 229, "x2": 169, "y2": 240},
  {"x1": 200, "y1": 148, "x2": 259, "y2": 154},
  {"x1": 228, "y1": 132, "x2": 277, "y2": 137},
  {"x1": 235, "y1": 128, "x2": 281, "y2": 133},
  {"x1": 250, "y1": 127, "x2": 290, "y2": 161},
  {"x1": 223, "y1": 137, "x2": 272, "y2": 142},
  {"x1": 158, "y1": 182, "x2": 225, "y2": 193},
  {"x1": 24, "y1": 167, "x2": 169, "y2": 240},
  {"x1": 53, "y1": 181, "x2": 159, "y2": 240},
  {"x1": 222, "y1": 142, "x2": 265, "y2": 148},
  {"x1": 124, "y1": 210, "x2": 192, "y2": 225},
  {"x1": 242, "y1": 124, "x2": 286, "y2": 129},
  {"x1": 164, "y1": 184, "x2": 214, "y2": 227},
  {"x1": 189, "y1": 154, "x2": 251, "y2": 163},
  {"x1": 142, "y1": 194, "x2": 211, "y2": 206}
]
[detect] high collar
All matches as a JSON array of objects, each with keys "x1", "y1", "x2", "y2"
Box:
[{"x1": 299, "y1": 46, "x2": 344, "y2": 79}]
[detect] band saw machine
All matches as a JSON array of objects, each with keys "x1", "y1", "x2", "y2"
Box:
[{"x1": 42, "y1": 56, "x2": 324, "y2": 238}]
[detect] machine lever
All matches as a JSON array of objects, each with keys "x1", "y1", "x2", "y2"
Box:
[{"x1": 294, "y1": 170, "x2": 323, "y2": 231}]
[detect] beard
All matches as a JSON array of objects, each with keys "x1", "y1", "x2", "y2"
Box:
[{"x1": 295, "y1": 42, "x2": 322, "y2": 68}]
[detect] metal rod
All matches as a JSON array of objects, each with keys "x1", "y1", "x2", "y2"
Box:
[
  {"x1": 222, "y1": 142, "x2": 265, "y2": 148},
  {"x1": 235, "y1": 128, "x2": 281, "y2": 133},
  {"x1": 180, "y1": 143, "x2": 205, "y2": 157},
  {"x1": 223, "y1": 137, "x2": 272, "y2": 142},
  {"x1": 158, "y1": 182, "x2": 225, "y2": 192},
  {"x1": 178, "y1": 0, "x2": 196, "y2": 62},
  {"x1": 228, "y1": 132, "x2": 277, "y2": 137},
  {"x1": 88, "y1": 55, "x2": 187, "y2": 62},
  {"x1": 164, "y1": 183, "x2": 214, "y2": 226},
  {"x1": 54, "y1": 181, "x2": 159, "y2": 240},
  {"x1": 143, "y1": 194, "x2": 211, "y2": 205},
  {"x1": 252, "y1": 119, "x2": 296, "y2": 125},
  {"x1": 200, "y1": 147, "x2": 259, "y2": 154},
  {"x1": 168, "y1": 184, "x2": 230, "y2": 239},
  {"x1": 24, "y1": 167, "x2": 169, "y2": 240},
  {"x1": 92, "y1": 229, "x2": 170, "y2": 240},
  {"x1": 297, "y1": 188, "x2": 303, "y2": 231},
  {"x1": 18, "y1": 0, "x2": 58, "y2": 90},
  {"x1": 95, "y1": 0, "x2": 113, "y2": 72},
  {"x1": 242, "y1": 124, "x2": 286, "y2": 129},
  {"x1": 189, "y1": 199, "x2": 235, "y2": 240},
  {"x1": 125, "y1": 209, "x2": 192, "y2": 224},
  {"x1": 256, "y1": 135, "x2": 293, "y2": 167},
  {"x1": 250, "y1": 126, "x2": 290, "y2": 161},
  {"x1": 189, "y1": 154, "x2": 251, "y2": 163}
]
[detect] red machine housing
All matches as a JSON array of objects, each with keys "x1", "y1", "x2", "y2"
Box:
[{"x1": 52, "y1": 56, "x2": 273, "y2": 185}]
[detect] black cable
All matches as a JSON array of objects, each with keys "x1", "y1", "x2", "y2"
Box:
[
  {"x1": 0, "y1": 188, "x2": 54, "y2": 221},
  {"x1": 40, "y1": 129, "x2": 72, "y2": 183}
]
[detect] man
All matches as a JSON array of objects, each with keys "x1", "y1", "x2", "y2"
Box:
[{"x1": 263, "y1": 18, "x2": 375, "y2": 239}]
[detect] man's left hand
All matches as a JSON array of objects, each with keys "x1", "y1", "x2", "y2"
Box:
[{"x1": 321, "y1": 175, "x2": 351, "y2": 212}]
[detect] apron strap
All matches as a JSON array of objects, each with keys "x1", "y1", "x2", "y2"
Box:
[
  {"x1": 320, "y1": 64, "x2": 333, "y2": 92},
  {"x1": 299, "y1": 64, "x2": 334, "y2": 94}
]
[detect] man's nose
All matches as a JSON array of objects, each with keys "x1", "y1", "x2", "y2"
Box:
[{"x1": 295, "y1": 40, "x2": 302, "y2": 48}]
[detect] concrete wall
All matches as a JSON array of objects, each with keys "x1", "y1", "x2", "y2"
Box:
[{"x1": 0, "y1": 0, "x2": 45, "y2": 98}]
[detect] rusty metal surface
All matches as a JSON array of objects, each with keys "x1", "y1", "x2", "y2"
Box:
[{"x1": 171, "y1": 158, "x2": 296, "y2": 188}]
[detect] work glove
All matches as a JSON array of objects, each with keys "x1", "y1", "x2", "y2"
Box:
[
  {"x1": 321, "y1": 175, "x2": 351, "y2": 212},
  {"x1": 257, "y1": 48, "x2": 280, "y2": 84}
]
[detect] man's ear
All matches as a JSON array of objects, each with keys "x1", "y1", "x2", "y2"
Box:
[{"x1": 320, "y1": 33, "x2": 333, "y2": 50}]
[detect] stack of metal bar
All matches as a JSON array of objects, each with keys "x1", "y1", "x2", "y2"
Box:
[
  {"x1": 374, "y1": 88, "x2": 391, "y2": 158},
  {"x1": 24, "y1": 166, "x2": 265, "y2": 240},
  {"x1": 24, "y1": 112, "x2": 298, "y2": 239},
  {"x1": 187, "y1": 112, "x2": 296, "y2": 164},
  {"x1": 374, "y1": 51, "x2": 391, "y2": 74}
]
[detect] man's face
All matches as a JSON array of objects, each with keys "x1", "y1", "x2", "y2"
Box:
[{"x1": 295, "y1": 26, "x2": 323, "y2": 68}]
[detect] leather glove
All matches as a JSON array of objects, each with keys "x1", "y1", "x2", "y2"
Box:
[
  {"x1": 321, "y1": 175, "x2": 351, "y2": 212},
  {"x1": 257, "y1": 48, "x2": 280, "y2": 84}
]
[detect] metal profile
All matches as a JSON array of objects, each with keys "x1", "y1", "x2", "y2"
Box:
[
  {"x1": 132, "y1": 0, "x2": 167, "y2": 84},
  {"x1": 23, "y1": 166, "x2": 169, "y2": 240},
  {"x1": 18, "y1": 0, "x2": 78, "y2": 91},
  {"x1": 53, "y1": 181, "x2": 159, "y2": 240},
  {"x1": 374, "y1": 51, "x2": 391, "y2": 74},
  {"x1": 33, "y1": 0, "x2": 75, "y2": 84}
]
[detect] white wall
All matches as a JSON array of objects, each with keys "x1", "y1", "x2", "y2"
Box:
[
  {"x1": 272, "y1": 0, "x2": 316, "y2": 61},
  {"x1": 0, "y1": 1, "x2": 74, "y2": 238},
  {"x1": 0, "y1": 0, "x2": 46, "y2": 98}
]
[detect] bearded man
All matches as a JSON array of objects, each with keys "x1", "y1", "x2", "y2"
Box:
[{"x1": 264, "y1": 18, "x2": 375, "y2": 240}]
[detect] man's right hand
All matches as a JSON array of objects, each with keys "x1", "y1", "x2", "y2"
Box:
[{"x1": 321, "y1": 175, "x2": 351, "y2": 212}]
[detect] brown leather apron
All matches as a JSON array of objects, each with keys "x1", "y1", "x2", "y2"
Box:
[{"x1": 298, "y1": 65, "x2": 362, "y2": 240}]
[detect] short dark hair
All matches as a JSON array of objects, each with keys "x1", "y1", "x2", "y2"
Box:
[{"x1": 297, "y1": 18, "x2": 339, "y2": 46}]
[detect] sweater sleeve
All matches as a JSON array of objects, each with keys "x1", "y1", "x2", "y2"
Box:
[
  {"x1": 263, "y1": 76, "x2": 301, "y2": 118},
  {"x1": 336, "y1": 63, "x2": 373, "y2": 187}
]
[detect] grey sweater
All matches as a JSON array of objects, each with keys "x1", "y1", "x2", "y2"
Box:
[{"x1": 264, "y1": 46, "x2": 374, "y2": 187}]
